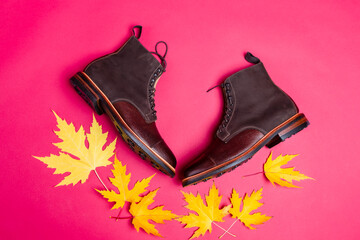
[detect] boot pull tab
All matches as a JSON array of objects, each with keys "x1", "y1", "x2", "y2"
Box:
[
  {"x1": 132, "y1": 25, "x2": 142, "y2": 39},
  {"x1": 151, "y1": 41, "x2": 168, "y2": 71},
  {"x1": 245, "y1": 52, "x2": 260, "y2": 64}
]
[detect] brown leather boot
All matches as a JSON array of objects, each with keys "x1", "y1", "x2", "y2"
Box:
[
  {"x1": 182, "y1": 52, "x2": 309, "y2": 186},
  {"x1": 70, "y1": 26, "x2": 176, "y2": 177}
]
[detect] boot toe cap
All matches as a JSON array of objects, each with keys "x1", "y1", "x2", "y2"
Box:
[
  {"x1": 182, "y1": 154, "x2": 216, "y2": 181},
  {"x1": 152, "y1": 140, "x2": 177, "y2": 169}
]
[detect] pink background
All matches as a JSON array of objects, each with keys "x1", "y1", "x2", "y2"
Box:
[{"x1": 1, "y1": 0, "x2": 359, "y2": 239}]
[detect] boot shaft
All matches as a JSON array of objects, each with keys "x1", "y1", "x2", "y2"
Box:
[
  {"x1": 182, "y1": 52, "x2": 309, "y2": 186},
  {"x1": 70, "y1": 26, "x2": 176, "y2": 177},
  {"x1": 84, "y1": 31, "x2": 165, "y2": 123},
  {"x1": 217, "y1": 53, "x2": 298, "y2": 142}
]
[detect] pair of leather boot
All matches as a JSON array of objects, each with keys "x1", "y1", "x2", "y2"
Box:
[{"x1": 70, "y1": 26, "x2": 309, "y2": 187}]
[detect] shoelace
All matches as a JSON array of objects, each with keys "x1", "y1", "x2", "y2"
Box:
[
  {"x1": 207, "y1": 83, "x2": 234, "y2": 132},
  {"x1": 132, "y1": 25, "x2": 168, "y2": 70},
  {"x1": 148, "y1": 41, "x2": 168, "y2": 117},
  {"x1": 219, "y1": 83, "x2": 234, "y2": 132},
  {"x1": 151, "y1": 41, "x2": 168, "y2": 71}
]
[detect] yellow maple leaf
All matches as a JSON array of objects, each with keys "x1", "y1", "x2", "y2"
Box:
[
  {"x1": 34, "y1": 111, "x2": 116, "y2": 186},
  {"x1": 129, "y1": 189, "x2": 178, "y2": 237},
  {"x1": 177, "y1": 183, "x2": 231, "y2": 239},
  {"x1": 263, "y1": 152, "x2": 313, "y2": 188},
  {"x1": 97, "y1": 156, "x2": 154, "y2": 209},
  {"x1": 228, "y1": 188, "x2": 271, "y2": 230}
]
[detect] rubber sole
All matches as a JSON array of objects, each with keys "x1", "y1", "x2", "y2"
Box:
[
  {"x1": 182, "y1": 113, "x2": 309, "y2": 186},
  {"x1": 70, "y1": 72, "x2": 175, "y2": 177}
]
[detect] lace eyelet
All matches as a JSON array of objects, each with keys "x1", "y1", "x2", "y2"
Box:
[
  {"x1": 149, "y1": 72, "x2": 160, "y2": 117},
  {"x1": 218, "y1": 83, "x2": 235, "y2": 133}
]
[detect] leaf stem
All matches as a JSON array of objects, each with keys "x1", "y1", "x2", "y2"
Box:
[
  {"x1": 110, "y1": 216, "x2": 133, "y2": 220},
  {"x1": 213, "y1": 222, "x2": 236, "y2": 238},
  {"x1": 219, "y1": 219, "x2": 238, "y2": 239},
  {"x1": 94, "y1": 169, "x2": 108, "y2": 191},
  {"x1": 114, "y1": 202, "x2": 130, "y2": 221},
  {"x1": 242, "y1": 171, "x2": 264, "y2": 178},
  {"x1": 115, "y1": 207, "x2": 124, "y2": 221}
]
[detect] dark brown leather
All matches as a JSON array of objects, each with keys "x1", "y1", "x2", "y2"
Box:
[
  {"x1": 217, "y1": 62, "x2": 298, "y2": 142},
  {"x1": 80, "y1": 30, "x2": 176, "y2": 170},
  {"x1": 183, "y1": 57, "x2": 299, "y2": 181},
  {"x1": 114, "y1": 101, "x2": 176, "y2": 168},
  {"x1": 84, "y1": 36, "x2": 163, "y2": 123},
  {"x1": 183, "y1": 129, "x2": 264, "y2": 177}
]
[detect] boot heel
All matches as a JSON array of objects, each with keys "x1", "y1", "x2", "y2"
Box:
[
  {"x1": 266, "y1": 113, "x2": 310, "y2": 148},
  {"x1": 70, "y1": 73, "x2": 104, "y2": 115}
]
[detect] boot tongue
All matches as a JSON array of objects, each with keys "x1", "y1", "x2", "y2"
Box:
[{"x1": 245, "y1": 52, "x2": 260, "y2": 64}]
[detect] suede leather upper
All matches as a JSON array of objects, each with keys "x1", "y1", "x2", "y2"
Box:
[
  {"x1": 84, "y1": 36, "x2": 163, "y2": 123},
  {"x1": 217, "y1": 62, "x2": 298, "y2": 142},
  {"x1": 81, "y1": 33, "x2": 175, "y2": 170},
  {"x1": 183, "y1": 58, "x2": 299, "y2": 181}
]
